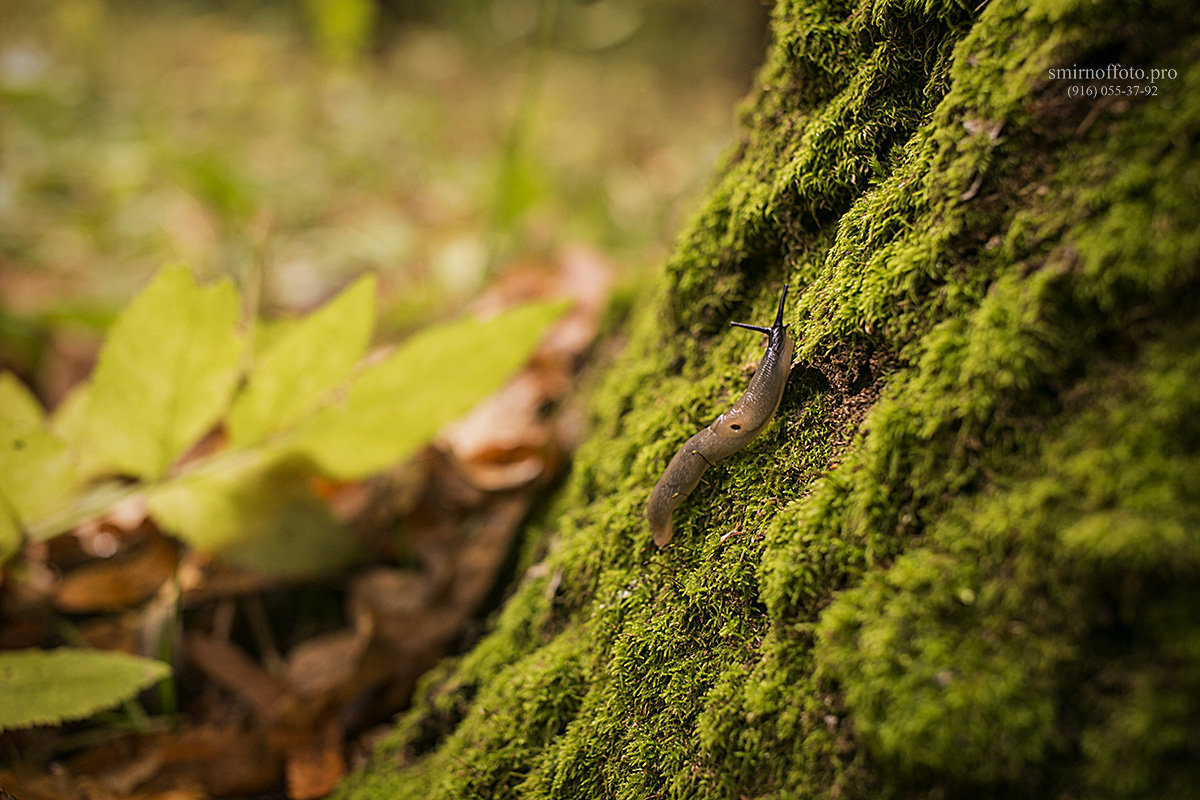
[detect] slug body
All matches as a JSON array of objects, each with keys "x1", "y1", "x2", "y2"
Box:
[{"x1": 647, "y1": 285, "x2": 795, "y2": 547}]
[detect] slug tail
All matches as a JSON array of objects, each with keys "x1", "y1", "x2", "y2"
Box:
[
  {"x1": 647, "y1": 485, "x2": 676, "y2": 547},
  {"x1": 651, "y1": 518, "x2": 673, "y2": 548}
]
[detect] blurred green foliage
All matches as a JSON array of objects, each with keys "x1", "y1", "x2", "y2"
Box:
[
  {"x1": 303, "y1": 0, "x2": 378, "y2": 67},
  {"x1": 0, "y1": 0, "x2": 759, "y2": 387},
  {"x1": 0, "y1": 374, "x2": 75, "y2": 563},
  {"x1": 0, "y1": 264, "x2": 566, "y2": 575}
]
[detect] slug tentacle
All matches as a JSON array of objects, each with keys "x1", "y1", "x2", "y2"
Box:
[{"x1": 646, "y1": 285, "x2": 796, "y2": 547}]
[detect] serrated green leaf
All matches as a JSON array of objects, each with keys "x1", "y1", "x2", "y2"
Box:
[
  {"x1": 228, "y1": 274, "x2": 376, "y2": 446},
  {"x1": 146, "y1": 452, "x2": 358, "y2": 576},
  {"x1": 0, "y1": 373, "x2": 75, "y2": 530},
  {"x1": 289, "y1": 299, "x2": 568, "y2": 479},
  {"x1": 0, "y1": 649, "x2": 170, "y2": 731},
  {"x1": 83, "y1": 265, "x2": 244, "y2": 481}
]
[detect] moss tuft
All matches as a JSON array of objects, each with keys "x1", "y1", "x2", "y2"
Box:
[{"x1": 338, "y1": 0, "x2": 1200, "y2": 797}]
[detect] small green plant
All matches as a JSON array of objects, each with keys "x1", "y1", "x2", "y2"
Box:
[
  {"x1": 0, "y1": 264, "x2": 567, "y2": 574},
  {"x1": 0, "y1": 648, "x2": 170, "y2": 732},
  {"x1": 302, "y1": 0, "x2": 378, "y2": 67}
]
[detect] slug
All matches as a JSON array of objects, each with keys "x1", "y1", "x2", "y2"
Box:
[{"x1": 647, "y1": 285, "x2": 796, "y2": 547}]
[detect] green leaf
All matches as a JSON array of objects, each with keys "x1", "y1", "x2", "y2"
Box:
[
  {"x1": 0, "y1": 371, "x2": 46, "y2": 430},
  {"x1": 253, "y1": 315, "x2": 300, "y2": 355},
  {"x1": 0, "y1": 507, "x2": 19, "y2": 566},
  {"x1": 50, "y1": 380, "x2": 90, "y2": 440},
  {"x1": 228, "y1": 274, "x2": 376, "y2": 446},
  {"x1": 52, "y1": 381, "x2": 113, "y2": 485},
  {"x1": 0, "y1": 373, "x2": 75, "y2": 533},
  {"x1": 303, "y1": 0, "x2": 378, "y2": 67},
  {"x1": 146, "y1": 452, "x2": 358, "y2": 576},
  {"x1": 83, "y1": 265, "x2": 244, "y2": 481},
  {"x1": 170, "y1": 150, "x2": 258, "y2": 226},
  {"x1": 23, "y1": 481, "x2": 137, "y2": 544},
  {"x1": 0, "y1": 649, "x2": 170, "y2": 731},
  {"x1": 289, "y1": 299, "x2": 568, "y2": 480}
]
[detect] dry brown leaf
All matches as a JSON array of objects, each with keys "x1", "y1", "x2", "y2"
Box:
[
  {"x1": 176, "y1": 554, "x2": 301, "y2": 605},
  {"x1": 0, "y1": 770, "x2": 75, "y2": 800},
  {"x1": 53, "y1": 533, "x2": 179, "y2": 613},
  {"x1": 449, "y1": 495, "x2": 532, "y2": 610},
  {"x1": 136, "y1": 790, "x2": 207, "y2": 800},
  {"x1": 309, "y1": 477, "x2": 375, "y2": 523},
  {"x1": 470, "y1": 246, "x2": 611, "y2": 316},
  {"x1": 372, "y1": 605, "x2": 465, "y2": 659},
  {"x1": 172, "y1": 427, "x2": 227, "y2": 471},
  {"x1": 348, "y1": 568, "x2": 435, "y2": 620},
  {"x1": 0, "y1": 611, "x2": 54, "y2": 649},
  {"x1": 285, "y1": 628, "x2": 371, "y2": 698},
  {"x1": 185, "y1": 633, "x2": 290, "y2": 719},
  {"x1": 436, "y1": 247, "x2": 609, "y2": 493},
  {"x1": 437, "y1": 373, "x2": 553, "y2": 491},
  {"x1": 348, "y1": 568, "x2": 464, "y2": 658},
  {"x1": 151, "y1": 724, "x2": 281, "y2": 796},
  {"x1": 285, "y1": 718, "x2": 346, "y2": 800},
  {"x1": 77, "y1": 738, "x2": 163, "y2": 796}
]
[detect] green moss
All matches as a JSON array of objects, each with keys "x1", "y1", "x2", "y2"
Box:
[
  {"x1": 337, "y1": 0, "x2": 1200, "y2": 797},
  {"x1": 818, "y1": 324, "x2": 1200, "y2": 792}
]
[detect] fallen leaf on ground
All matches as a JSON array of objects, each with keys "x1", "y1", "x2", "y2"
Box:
[
  {"x1": 184, "y1": 633, "x2": 290, "y2": 719},
  {"x1": 285, "y1": 627, "x2": 372, "y2": 698},
  {"x1": 53, "y1": 532, "x2": 179, "y2": 613},
  {"x1": 285, "y1": 717, "x2": 346, "y2": 800}
]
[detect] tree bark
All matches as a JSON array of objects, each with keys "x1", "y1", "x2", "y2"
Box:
[{"x1": 339, "y1": 1, "x2": 1200, "y2": 797}]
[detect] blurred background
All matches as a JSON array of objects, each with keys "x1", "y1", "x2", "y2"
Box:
[
  {"x1": 0, "y1": 1, "x2": 770, "y2": 796},
  {"x1": 1, "y1": 0, "x2": 767, "y2": 399}
]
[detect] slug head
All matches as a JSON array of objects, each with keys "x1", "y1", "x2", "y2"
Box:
[
  {"x1": 712, "y1": 282, "x2": 794, "y2": 453},
  {"x1": 728, "y1": 283, "x2": 788, "y2": 339}
]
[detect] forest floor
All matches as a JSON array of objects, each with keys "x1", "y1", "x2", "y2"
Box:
[{"x1": 0, "y1": 2, "x2": 768, "y2": 797}]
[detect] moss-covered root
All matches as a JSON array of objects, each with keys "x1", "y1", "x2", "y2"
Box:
[{"x1": 337, "y1": 0, "x2": 1200, "y2": 797}]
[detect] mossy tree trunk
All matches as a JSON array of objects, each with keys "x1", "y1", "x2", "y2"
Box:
[{"x1": 339, "y1": 1, "x2": 1200, "y2": 797}]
